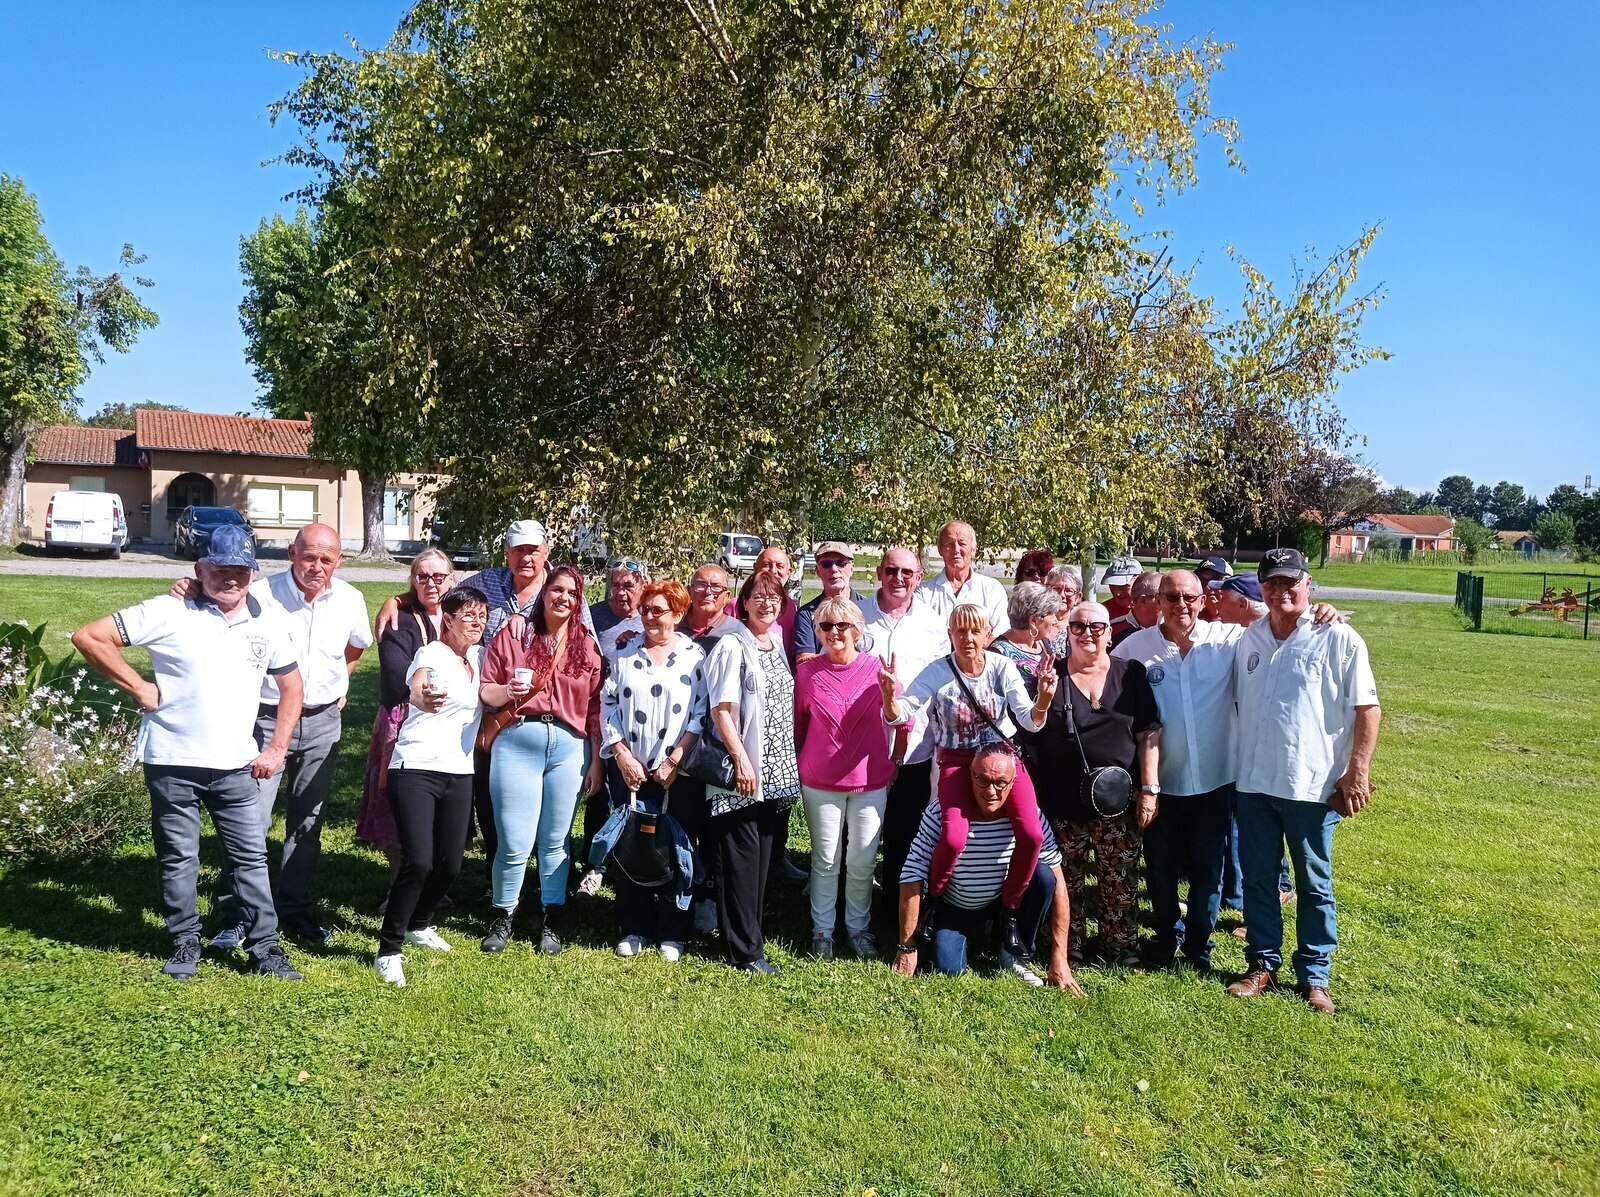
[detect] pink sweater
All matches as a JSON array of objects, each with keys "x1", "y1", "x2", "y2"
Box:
[{"x1": 794, "y1": 652, "x2": 897, "y2": 792}]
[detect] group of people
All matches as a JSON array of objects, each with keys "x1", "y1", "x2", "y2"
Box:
[{"x1": 73, "y1": 515, "x2": 1379, "y2": 1012}]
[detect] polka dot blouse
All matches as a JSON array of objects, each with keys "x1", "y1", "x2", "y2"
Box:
[{"x1": 600, "y1": 632, "x2": 709, "y2": 771}]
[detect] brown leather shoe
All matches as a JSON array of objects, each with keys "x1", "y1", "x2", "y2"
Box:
[
  {"x1": 1226, "y1": 967, "x2": 1278, "y2": 998},
  {"x1": 1302, "y1": 985, "x2": 1335, "y2": 1014}
]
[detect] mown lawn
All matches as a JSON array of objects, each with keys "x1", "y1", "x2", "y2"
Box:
[
  {"x1": 1308, "y1": 558, "x2": 1597, "y2": 598},
  {"x1": 0, "y1": 577, "x2": 1596, "y2": 1197}
]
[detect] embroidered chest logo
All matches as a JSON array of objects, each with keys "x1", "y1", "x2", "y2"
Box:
[
  {"x1": 246, "y1": 636, "x2": 270, "y2": 666},
  {"x1": 1147, "y1": 665, "x2": 1166, "y2": 686},
  {"x1": 1246, "y1": 651, "x2": 1261, "y2": 673}
]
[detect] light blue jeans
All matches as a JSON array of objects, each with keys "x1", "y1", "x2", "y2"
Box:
[
  {"x1": 1235, "y1": 790, "x2": 1341, "y2": 987},
  {"x1": 490, "y1": 719, "x2": 588, "y2": 911}
]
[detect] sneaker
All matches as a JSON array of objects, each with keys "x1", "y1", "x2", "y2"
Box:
[
  {"x1": 282, "y1": 918, "x2": 334, "y2": 946},
  {"x1": 576, "y1": 870, "x2": 604, "y2": 897},
  {"x1": 404, "y1": 926, "x2": 452, "y2": 952},
  {"x1": 658, "y1": 941, "x2": 684, "y2": 963},
  {"x1": 811, "y1": 934, "x2": 835, "y2": 962},
  {"x1": 251, "y1": 944, "x2": 304, "y2": 981},
  {"x1": 847, "y1": 930, "x2": 879, "y2": 960},
  {"x1": 373, "y1": 952, "x2": 406, "y2": 987},
  {"x1": 538, "y1": 906, "x2": 564, "y2": 957},
  {"x1": 615, "y1": 935, "x2": 644, "y2": 958},
  {"x1": 480, "y1": 910, "x2": 514, "y2": 954},
  {"x1": 692, "y1": 897, "x2": 717, "y2": 937},
  {"x1": 164, "y1": 935, "x2": 202, "y2": 981},
  {"x1": 206, "y1": 924, "x2": 245, "y2": 953},
  {"x1": 999, "y1": 950, "x2": 1045, "y2": 987},
  {"x1": 737, "y1": 958, "x2": 779, "y2": 975}
]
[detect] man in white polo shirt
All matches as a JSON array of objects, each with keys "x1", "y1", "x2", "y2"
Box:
[
  {"x1": 73, "y1": 525, "x2": 306, "y2": 982},
  {"x1": 1227, "y1": 548, "x2": 1380, "y2": 1014},
  {"x1": 916, "y1": 520, "x2": 1009, "y2": 637}
]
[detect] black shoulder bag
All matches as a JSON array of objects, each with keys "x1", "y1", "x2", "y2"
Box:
[
  {"x1": 947, "y1": 656, "x2": 1021, "y2": 758},
  {"x1": 1059, "y1": 675, "x2": 1133, "y2": 820},
  {"x1": 611, "y1": 787, "x2": 679, "y2": 889},
  {"x1": 680, "y1": 646, "x2": 746, "y2": 791}
]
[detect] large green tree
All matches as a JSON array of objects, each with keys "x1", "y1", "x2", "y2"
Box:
[
  {"x1": 269, "y1": 0, "x2": 1384, "y2": 558},
  {"x1": 80, "y1": 400, "x2": 185, "y2": 429},
  {"x1": 0, "y1": 175, "x2": 157, "y2": 545},
  {"x1": 240, "y1": 201, "x2": 421, "y2": 558}
]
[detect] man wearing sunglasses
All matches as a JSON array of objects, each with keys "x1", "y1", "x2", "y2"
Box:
[{"x1": 791, "y1": 542, "x2": 866, "y2": 664}]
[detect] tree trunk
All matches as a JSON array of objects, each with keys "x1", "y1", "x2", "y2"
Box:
[
  {"x1": 1319, "y1": 534, "x2": 1330, "y2": 569},
  {"x1": 355, "y1": 469, "x2": 393, "y2": 560},
  {"x1": 0, "y1": 425, "x2": 32, "y2": 548}
]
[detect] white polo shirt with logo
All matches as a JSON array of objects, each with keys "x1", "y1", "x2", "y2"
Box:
[
  {"x1": 1231, "y1": 612, "x2": 1379, "y2": 804},
  {"x1": 254, "y1": 570, "x2": 372, "y2": 708},
  {"x1": 1113, "y1": 619, "x2": 1243, "y2": 796},
  {"x1": 858, "y1": 593, "x2": 949, "y2": 765},
  {"x1": 916, "y1": 569, "x2": 1009, "y2": 638},
  {"x1": 114, "y1": 595, "x2": 300, "y2": 769}
]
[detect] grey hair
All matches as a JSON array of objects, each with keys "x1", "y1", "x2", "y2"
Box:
[
  {"x1": 1247, "y1": 599, "x2": 1269, "y2": 619},
  {"x1": 1131, "y1": 570, "x2": 1163, "y2": 600},
  {"x1": 1008, "y1": 581, "x2": 1061, "y2": 630},
  {"x1": 409, "y1": 547, "x2": 454, "y2": 579},
  {"x1": 1045, "y1": 564, "x2": 1082, "y2": 592},
  {"x1": 972, "y1": 742, "x2": 1019, "y2": 771},
  {"x1": 813, "y1": 596, "x2": 865, "y2": 638}
]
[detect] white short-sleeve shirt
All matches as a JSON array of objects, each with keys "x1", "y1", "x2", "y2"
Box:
[
  {"x1": 857, "y1": 594, "x2": 949, "y2": 765},
  {"x1": 917, "y1": 570, "x2": 1009, "y2": 637},
  {"x1": 1112, "y1": 620, "x2": 1243, "y2": 796},
  {"x1": 1232, "y1": 613, "x2": 1379, "y2": 804},
  {"x1": 254, "y1": 571, "x2": 372, "y2": 707},
  {"x1": 389, "y1": 641, "x2": 484, "y2": 775},
  {"x1": 114, "y1": 595, "x2": 299, "y2": 769}
]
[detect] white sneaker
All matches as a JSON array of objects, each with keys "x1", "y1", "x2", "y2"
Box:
[
  {"x1": 374, "y1": 953, "x2": 406, "y2": 987},
  {"x1": 615, "y1": 935, "x2": 644, "y2": 958},
  {"x1": 577, "y1": 870, "x2": 604, "y2": 897},
  {"x1": 999, "y1": 950, "x2": 1044, "y2": 987},
  {"x1": 404, "y1": 927, "x2": 452, "y2": 952},
  {"x1": 658, "y1": 941, "x2": 684, "y2": 963}
]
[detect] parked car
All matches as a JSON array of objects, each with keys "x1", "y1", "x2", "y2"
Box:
[
  {"x1": 716, "y1": 532, "x2": 764, "y2": 576},
  {"x1": 174, "y1": 506, "x2": 254, "y2": 561},
  {"x1": 44, "y1": 490, "x2": 128, "y2": 558},
  {"x1": 426, "y1": 512, "x2": 491, "y2": 570}
]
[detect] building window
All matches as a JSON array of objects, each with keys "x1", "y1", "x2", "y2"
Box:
[
  {"x1": 247, "y1": 483, "x2": 319, "y2": 527},
  {"x1": 70, "y1": 475, "x2": 106, "y2": 492},
  {"x1": 383, "y1": 486, "x2": 413, "y2": 532}
]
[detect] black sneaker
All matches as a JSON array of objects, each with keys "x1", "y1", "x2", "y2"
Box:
[
  {"x1": 164, "y1": 935, "x2": 202, "y2": 981},
  {"x1": 480, "y1": 910, "x2": 514, "y2": 954},
  {"x1": 281, "y1": 918, "x2": 334, "y2": 946},
  {"x1": 737, "y1": 958, "x2": 779, "y2": 975},
  {"x1": 538, "y1": 905, "x2": 565, "y2": 957},
  {"x1": 251, "y1": 944, "x2": 303, "y2": 981}
]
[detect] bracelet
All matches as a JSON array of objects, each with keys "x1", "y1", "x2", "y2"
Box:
[{"x1": 895, "y1": 941, "x2": 918, "y2": 955}]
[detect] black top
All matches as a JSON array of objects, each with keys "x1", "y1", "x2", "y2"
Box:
[
  {"x1": 376, "y1": 602, "x2": 440, "y2": 708},
  {"x1": 1030, "y1": 657, "x2": 1161, "y2": 823}
]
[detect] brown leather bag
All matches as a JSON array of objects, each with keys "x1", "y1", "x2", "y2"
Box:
[{"x1": 476, "y1": 623, "x2": 568, "y2": 753}]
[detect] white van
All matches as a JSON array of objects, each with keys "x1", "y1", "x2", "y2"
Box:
[{"x1": 44, "y1": 490, "x2": 128, "y2": 558}]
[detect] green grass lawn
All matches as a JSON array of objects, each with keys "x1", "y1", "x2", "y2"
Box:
[
  {"x1": 1308, "y1": 558, "x2": 1598, "y2": 599},
  {"x1": 0, "y1": 578, "x2": 1597, "y2": 1196}
]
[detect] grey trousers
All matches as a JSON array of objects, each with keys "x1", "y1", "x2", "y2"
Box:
[
  {"x1": 146, "y1": 764, "x2": 280, "y2": 954},
  {"x1": 215, "y1": 702, "x2": 343, "y2": 926}
]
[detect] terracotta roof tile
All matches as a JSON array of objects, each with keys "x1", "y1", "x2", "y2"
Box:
[
  {"x1": 1373, "y1": 514, "x2": 1455, "y2": 537},
  {"x1": 134, "y1": 409, "x2": 312, "y2": 457},
  {"x1": 32, "y1": 425, "x2": 138, "y2": 467}
]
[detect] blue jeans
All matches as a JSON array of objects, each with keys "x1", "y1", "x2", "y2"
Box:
[
  {"x1": 1222, "y1": 804, "x2": 1292, "y2": 910},
  {"x1": 928, "y1": 860, "x2": 1055, "y2": 977},
  {"x1": 489, "y1": 718, "x2": 588, "y2": 911},
  {"x1": 1235, "y1": 790, "x2": 1341, "y2": 986},
  {"x1": 1144, "y1": 785, "x2": 1231, "y2": 966}
]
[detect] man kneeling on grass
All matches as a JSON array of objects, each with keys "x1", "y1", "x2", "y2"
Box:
[{"x1": 893, "y1": 744, "x2": 1084, "y2": 993}]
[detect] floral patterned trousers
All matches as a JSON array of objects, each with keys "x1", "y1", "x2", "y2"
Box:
[{"x1": 1051, "y1": 813, "x2": 1143, "y2": 961}]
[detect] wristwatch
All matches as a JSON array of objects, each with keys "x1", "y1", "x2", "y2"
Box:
[{"x1": 1140, "y1": 784, "x2": 1160, "y2": 795}]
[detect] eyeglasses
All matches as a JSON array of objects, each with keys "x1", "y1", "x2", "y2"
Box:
[
  {"x1": 1068, "y1": 621, "x2": 1110, "y2": 635},
  {"x1": 454, "y1": 609, "x2": 488, "y2": 623},
  {"x1": 1160, "y1": 593, "x2": 1204, "y2": 605},
  {"x1": 414, "y1": 572, "x2": 450, "y2": 585},
  {"x1": 1018, "y1": 569, "x2": 1048, "y2": 580},
  {"x1": 748, "y1": 594, "x2": 784, "y2": 607},
  {"x1": 880, "y1": 566, "x2": 918, "y2": 577},
  {"x1": 640, "y1": 605, "x2": 673, "y2": 618},
  {"x1": 816, "y1": 621, "x2": 856, "y2": 633},
  {"x1": 689, "y1": 581, "x2": 727, "y2": 594}
]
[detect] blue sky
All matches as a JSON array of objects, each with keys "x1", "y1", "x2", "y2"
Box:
[{"x1": 3, "y1": 2, "x2": 1596, "y2": 500}]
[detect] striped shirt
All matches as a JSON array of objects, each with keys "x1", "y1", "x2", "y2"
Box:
[{"x1": 901, "y1": 803, "x2": 1062, "y2": 910}]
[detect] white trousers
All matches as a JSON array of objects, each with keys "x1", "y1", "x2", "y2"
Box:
[{"x1": 802, "y1": 785, "x2": 888, "y2": 938}]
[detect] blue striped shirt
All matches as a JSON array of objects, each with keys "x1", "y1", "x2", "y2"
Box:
[{"x1": 901, "y1": 802, "x2": 1061, "y2": 910}]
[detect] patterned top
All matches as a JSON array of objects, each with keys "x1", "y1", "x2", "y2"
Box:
[
  {"x1": 600, "y1": 633, "x2": 707, "y2": 772},
  {"x1": 894, "y1": 654, "x2": 1044, "y2": 751},
  {"x1": 756, "y1": 643, "x2": 800, "y2": 808},
  {"x1": 461, "y1": 566, "x2": 596, "y2": 642}
]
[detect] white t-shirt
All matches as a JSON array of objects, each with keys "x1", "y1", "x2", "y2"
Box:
[
  {"x1": 917, "y1": 569, "x2": 1009, "y2": 637},
  {"x1": 114, "y1": 595, "x2": 300, "y2": 769},
  {"x1": 1232, "y1": 614, "x2": 1379, "y2": 804},
  {"x1": 1112, "y1": 620, "x2": 1243, "y2": 796},
  {"x1": 894, "y1": 654, "x2": 1043, "y2": 752},
  {"x1": 857, "y1": 593, "x2": 948, "y2": 765},
  {"x1": 254, "y1": 571, "x2": 372, "y2": 707},
  {"x1": 389, "y1": 641, "x2": 484, "y2": 775}
]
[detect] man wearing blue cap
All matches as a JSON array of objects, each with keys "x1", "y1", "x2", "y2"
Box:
[
  {"x1": 73, "y1": 525, "x2": 306, "y2": 981},
  {"x1": 1209, "y1": 573, "x2": 1266, "y2": 626}
]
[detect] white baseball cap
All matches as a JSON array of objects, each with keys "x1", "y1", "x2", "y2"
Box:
[{"x1": 504, "y1": 519, "x2": 548, "y2": 548}]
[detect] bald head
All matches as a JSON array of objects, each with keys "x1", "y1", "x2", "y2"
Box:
[{"x1": 288, "y1": 522, "x2": 342, "y2": 598}]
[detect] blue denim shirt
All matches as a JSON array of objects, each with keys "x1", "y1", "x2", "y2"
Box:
[{"x1": 591, "y1": 795, "x2": 699, "y2": 910}]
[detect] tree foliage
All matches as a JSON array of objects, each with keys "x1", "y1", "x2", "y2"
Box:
[
  {"x1": 0, "y1": 175, "x2": 156, "y2": 544},
  {"x1": 1531, "y1": 510, "x2": 1574, "y2": 552},
  {"x1": 1452, "y1": 516, "x2": 1493, "y2": 564},
  {"x1": 79, "y1": 401, "x2": 185, "y2": 430},
  {"x1": 268, "y1": 0, "x2": 1385, "y2": 560}
]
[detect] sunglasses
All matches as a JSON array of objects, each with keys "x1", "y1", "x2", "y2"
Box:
[
  {"x1": 1018, "y1": 569, "x2": 1048, "y2": 579},
  {"x1": 640, "y1": 605, "x2": 673, "y2": 617},
  {"x1": 1068, "y1": 621, "x2": 1110, "y2": 635},
  {"x1": 817, "y1": 558, "x2": 851, "y2": 568},
  {"x1": 1160, "y1": 593, "x2": 1204, "y2": 604},
  {"x1": 816, "y1": 621, "x2": 856, "y2": 633},
  {"x1": 880, "y1": 566, "x2": 918, "y2": 576},
  {"x1": 414, "y1": 572, "x2": 450, "y2": 585}
]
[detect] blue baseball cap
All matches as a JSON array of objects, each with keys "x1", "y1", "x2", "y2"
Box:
[
  {"x1": 1209, "y1": 574, "x2": 1262, "y2": 602},
  {"x1": 202, "y1": 523, "x2": 258, "y2": 570}
]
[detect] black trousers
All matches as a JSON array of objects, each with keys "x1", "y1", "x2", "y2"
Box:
[
  {"x1": 471, "y1": 746, "x2": 495, "y2": 885},
  {"x1": 712, "y1": 801, "x2": 775, "y2": 965},
  {"x1": 606, "y1": 761, "x2": 704, "y2": 944},
  {"x1": 380, "y1": 768, "x2": 473, "y2": 955},
  {"x1": 880, "y1": 759, "x2": 934, "y2": 901}
]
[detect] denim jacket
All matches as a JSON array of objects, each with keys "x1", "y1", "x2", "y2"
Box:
[{"x1": 591, "y1": 793, "x2": 699, "y2": 911}]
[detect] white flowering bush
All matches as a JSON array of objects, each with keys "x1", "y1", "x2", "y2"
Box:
[{"x1": 0, "y1": 622, "x2": 147, "y2": 862}]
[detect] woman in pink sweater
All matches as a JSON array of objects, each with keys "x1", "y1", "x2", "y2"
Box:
[{"x1": 793, "y1": 597, "x2": 897, "y2": 960}]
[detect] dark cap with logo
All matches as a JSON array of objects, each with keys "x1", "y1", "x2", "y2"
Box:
[
  {"x1": 1209, "y1": 574, "x2": 1263, "y2": 601},
  {"x1": 1257, "y1": 547, "x2": 1309, "y2": 582},
  {"x1": 1196, "y1": 555, "x2": 1233, "y2": 579},
  {"x1": 201, "y1": 523, "x2": 257, "y2": 570}
]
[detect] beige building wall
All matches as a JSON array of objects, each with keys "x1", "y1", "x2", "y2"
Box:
[
  {"x1": 25, "y1": 466, "x2": 150, "y2": 540},
  {"x1": 147, "y1": 451, "x2": 347, "y2": 545}
]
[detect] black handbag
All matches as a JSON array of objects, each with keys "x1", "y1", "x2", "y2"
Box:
[
  {"x1": 1059, "y1": 676, "x2": 1134, "y2": 820},
  {"x1": 679, "y1": 645, "x2": 747, "y2": 790},
  {"x1": 610, "y1": 789, "x2": 678, "y2": 890}
]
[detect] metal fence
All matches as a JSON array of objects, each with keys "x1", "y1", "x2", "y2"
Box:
[{"x1": 1457, "y1": 570, "x2": 1599, "y2": 641}]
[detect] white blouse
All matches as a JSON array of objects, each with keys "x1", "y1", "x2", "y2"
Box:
[
  {"x1": 894, "y1": 654, "x2": 1043, "y2": 752},
  {"x1": 601, "y1": 633, "x2": 709, "y2": 771}
]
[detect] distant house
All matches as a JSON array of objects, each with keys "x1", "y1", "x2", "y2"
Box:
[
  {"x1": 1327, "y1": 514, "x2": 1456, "y2": 560},
  {"x1": 1496, "y1": 530, "x2": 1537, "y2": 556},
  {"x1": 26, "y1": 411, "x2": 438, "y2": 550}
]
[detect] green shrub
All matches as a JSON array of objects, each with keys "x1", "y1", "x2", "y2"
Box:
[{"x1": 0, "y1": 621, "x2": 148, "y2": 862}]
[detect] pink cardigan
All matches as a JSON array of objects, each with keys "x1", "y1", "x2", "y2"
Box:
[{"x1": 794, "y1": 652, "x2": 897, "y2": 792}]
